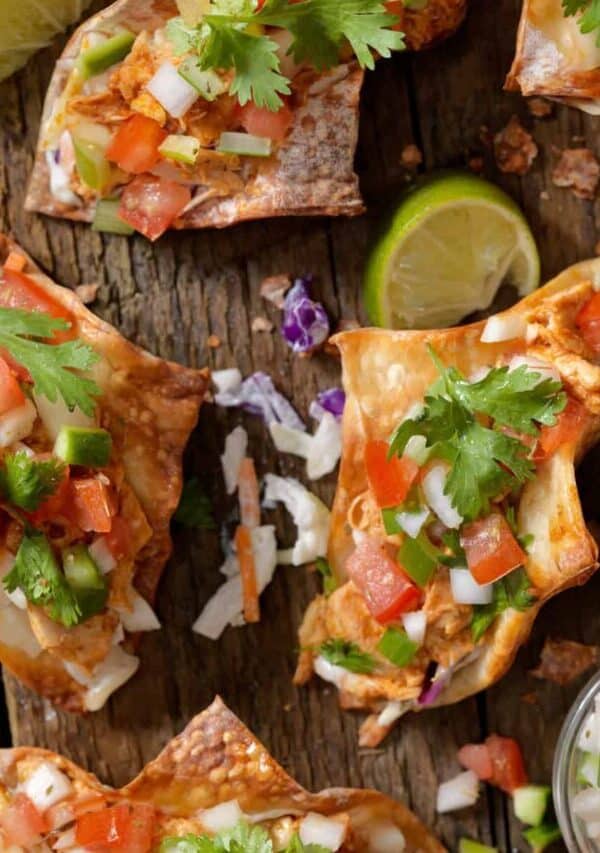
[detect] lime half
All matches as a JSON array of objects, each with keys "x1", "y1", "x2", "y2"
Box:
[
  {"x1": 0, "y1": 0, "x2": 93, "y2": 82},
  {"x1": 364, "y1": 173, "x2": 540, "y2": 330}
]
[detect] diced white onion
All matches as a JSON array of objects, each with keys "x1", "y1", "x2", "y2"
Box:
[
  {"x1": 33, "y1": 391, "x2": 95, "y2": 442},
  {"x1": 221, "y1": 425, "x2": 248, "y2": 495},
  {"x1": 20, "y1": 761, "x2": 72, "y2": 811},
  {"x1": 580, "y1": 711, "x2": 600, "y2": 755},
  {"x1": 82, "y1": 646, "x2": 139, "y2": 711},
  {"x1": 450, "y1": 568, "x2": 494, "y2": 605},
  {"x1": 508, "y1": 355, "x2": 560, "y2": 384},
  {"x1": 0, "y1": 400, "x2": 37, "y2": 447},
  {"x1": 395, "y1": 506, "x2": 430, "y2": 539},
  {"x1": 573, "y1": 788, "x2": 600, "y2": 822},
  {"x1": 368, "y1": 822, "x2": 406, "y2": 853},
  {"x1": 53, "y1": 826, "x2": 77, "y2": 849},
  {"x1": 314, "y1": 655, "x2": 346, "y2": 689},
  {"x1": 0, "y1": 600, "x2": 41, "y2": 658},
  {"x1": 376, "y1": 700, "x2": 409, "y2": 728},
  {"x1": 146, "y1": 62, "x2": 198, "y2": 118},
  {"x1": 263, "y1": 474, "x2": 330, "y2": 565},
  {"x1": 269, "y1": 421, "x2": 313, "y2": 459},
  {"x1": 436, "y1": 770, "x2": 479, "y2": 813},
  {"x1": 212, "y1": 368, "x2": 242, "y2": 395},
  {"x1": 480, "y1": 314, "x2": 526, "y2": 343},
  {"x1": 422, "y1": 464, "x2": 462, "y2": 529},
  {"x1": 0, "y1": 550, "x2": 25, "y2": 610},
  {"x1": 403, "y1": 435, "x2": 429, "y2": 465},
  {"x1": 114, "y1": 589, "x2": 160, "y2": 633},
  {"x1": 307, "y1": 412, "x2": 342, "y2": 480},
  {"x1": 200, "y1": 800, "x2": 244, "y2": 833},
  {"x1": 270, "y1": 27, "x2": 300, "y2": 79},
  {"x1": 112, "y1": 622, "x2": 125, "y2": 646},
  {"x1": 299, "y1": 813, "x2": 346, "y2": 851},
  {"x1": 45, "y1": 150, "x2": 80, "y2": 207},
  {"x1": 88, "y1": 537, "x2": 116, "y2": 574},
  {"x1": 5, "y1": 586, "x2": 27, "y2": 610},
  {"x1": 402, "y1": 610, "x2": 427, "y2": 645},
  {"x1": 586, "y1": 820, "x2": 600, "y2": 840},
  {"x1": 193, "y1": 526, "x2": 277, "y2": 639}
]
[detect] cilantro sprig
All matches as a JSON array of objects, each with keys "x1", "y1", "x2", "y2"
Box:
[
  {"x1": 562, "y1": 0, "x2": 600, "y2": 44},
  {"x1": 167, "y1": 0, "x2": 405, "y2": 110},
  {"x1": 0, "y1": 307, "x2": 100, "y2": 416},
  {"x1": 389, "y1": 347, "x2": 566, "y2": 521},
  {"x1": 315, "y1": 556, "x2": 337, "y2": 596},
  {"x1": 160, "y1": 821, "x2": 331, "y2": 852},
  {"x1": 471, "y1": 568, "x2": 537, "y2": 642},
  {"x1": 0, "y1": 451, "x2": 65, "y2": 512},
  {"x1": 318, "y1": 637, "x2": 375, "y2": 674},
  {"x1": 4, "y1": 532, "x2": 82, "y2": 628}
]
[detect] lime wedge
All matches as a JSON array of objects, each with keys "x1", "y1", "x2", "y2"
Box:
[
  {"x1": 364, "y1": 173, "x2": 540, "y2": 329},
  {"x1": 0, "y1": 0, "x2": 93, "y2": 82}
]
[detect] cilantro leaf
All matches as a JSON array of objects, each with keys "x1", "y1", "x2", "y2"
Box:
[
  {"x1": 471, "y1": 568, "x2": 536, "y2": 642},
  {"x1": 0, "y1": 307, "x2": 100, "y2": 416},
  {"x1": 0, "y1": 451, "x2": 65, "y2": 512},
  {"x1": 315, "y1": 556, "x2": 337, "y2": 595},
  {"x1": 160, "y1": 821, "x2": 274, "y2": 853},
  {"x1": 200, "y1": 25, "x2": 290, "y2": 109},
  {"x1": 449, "y1": 365, "x2": 566, "y2": 436},
  {"x1": 562, "y1": 0, "x2": 600, "y2": 43},
  {"x1": 4, "y1": 532, "x2": 81, "y2": 628},
  {"x1": 318, "y1": 637, "x2": 375, "y2": 674},
  {"x1": 167, "y1": 0, "x2": 405, "y2": 111},
  {"x1": 174, "y1": 478, "x2": 215, "y2": 529},
  {"x1": 442, "y1": 420, "x2": 534, "y2": 521},
  {"x1": 284, "y1": 835, "x2": 331, "y2": 853},
  {"x1": 389, "y1": 347, "x2": 566, "y2": 521}
]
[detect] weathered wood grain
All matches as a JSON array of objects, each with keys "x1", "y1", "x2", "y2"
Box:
[{"x1": 1, "y1": 0, "x2": 599, "y2": 849}]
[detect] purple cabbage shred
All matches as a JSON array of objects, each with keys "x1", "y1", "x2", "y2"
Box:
[
  {"x1": 309, "y1": 387, "x2": 346, "y2": 422},
  {"x1": 214, "y1": 371, "x2": 305, "y2": 432},
  {"x1": 281, "y1": 275, "x2": 330, "y2": 353}
]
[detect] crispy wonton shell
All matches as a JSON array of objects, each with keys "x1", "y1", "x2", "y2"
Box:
[
  {"x1": 25, "y1": 0, "x2": 466, "y2": 230},
  {"x1": 0, "y1": 697, "x2": 444, "y2": 851},
  {"x1": 0, "y1": 234, "x2": 208, "y2": 711},
  {"x1": 300, "y1": 259, "x2": 600, "y2": 719},
  {"x1": 506, "y1": 0, "x2": 600, "y2": 108}
]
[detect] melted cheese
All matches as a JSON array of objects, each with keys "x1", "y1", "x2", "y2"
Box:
[{"x1": 530, "y1": 0, "x2": 600, "y2": 69}]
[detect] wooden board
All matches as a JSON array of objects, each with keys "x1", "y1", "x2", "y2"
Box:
[{"x1": 1, "y1": 1, "x2": 600, "y2": 849}]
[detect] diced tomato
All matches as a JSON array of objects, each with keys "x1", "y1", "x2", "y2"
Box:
[
  {"x1": 460, "y1": 513, "x2": 526, "y2": 585},
  {"x1": 364, "y1": 440, "x2": 419, "y2": 509},
  {"x1": 485, "y1": 734, "x2": 528, "y2": 794},
  {"x1": 0, "y1": 357, "x2": 25, "y2": 415},
  {"x1": 3, "y1": 252, "x2": 26, "y2": 272},
  {"x1": 118, "y1": 175, "x2": 191, "y2": 241},
  {"x1": 458, "y1": 743, "x2": 493, "y2": 781},
  {"x1": 104, "y1": 516, "x2": 131, "y2": 560},
  {"x1": 106, "y1": 114, "x2": 167, "y2": 175},
  {"x1": 346, "y1": 536, "x2": 421, "y2": 623},
  {"x1": 0, "y1": 793, "x2": 47, "y2": 847},
  {"x1": 237, "y1": 101, "x2": 293, "y2": 142},
  {"x1": 75, "y1": 803, "x2": 155, "y2": 852},
  {"x1": 534, "y1": 397, "x2": 587, "y2": 461},
  {"x1": 27, "y1": 459, "x2": 70, "y2": 525},
  {"x1": 64, "y1": 477, "x2": 115, "y2": 533},
  {"x1": 576, "y1": 292, "x2": 600, "y2": 353},
  {"x1": 0, "y1": 269, "x2": 74, "y2": 342}
]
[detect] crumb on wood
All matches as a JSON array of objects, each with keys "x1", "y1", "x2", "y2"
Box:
[
  {"x1": 540, "y1": 190, "x2": 550, "y2": 201},
  {"x1": 595, "y1": 240, "x2": 600, "y2": 256},
  {"x1": 479, "y1": 125, "x2": 493, "y2": 148},
  {"x1": 260, "y1": 274, "x2": 292, "y2": 309},
  {"x1": 552, "y1": 148, "x2": 600, "y2": 200},
  {"x1": 468, "y1": 156, "x2": 484, "y2": 173},
  {"x1": 530, "y1": 637, "x2": 600, "y2": 686},
  {"x1": 494, "y1": 115, "x2": 538, "y2": 175},
  {"x1": 527, "y1": 97, "x2": 553, "y2": 118},
  {"x1": 521, "y1": 691, "x2": 539, "y2": 705},
  {"x1": 251, "y1": 315, "x2": 274, "y2": 333},
  {"x1": 75, "y1": 282, "x2": 99, "y2": 304},
  {"x1": 400, "y1": 143, "x2": 423, "y2": 169},
  {"x1": 207, "y1": 334, "x2": 221, "y2": 349}
]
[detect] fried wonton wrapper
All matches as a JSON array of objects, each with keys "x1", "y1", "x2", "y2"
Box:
[
  {"x1": 506, "y1": 0, "x2": 600, "y2": 112},
  {"x1": 0, "y1": 235, "x2": 208, "y2": 712},
  {"x1": 0, "y1": 697, "x2": 444, "y2": 852},
  {"x1": 296, "y1": 259, "x2": 600, "y2": 745},
  {"x1": 25, "y1": 0, "x2": 466, "y2": 231}
]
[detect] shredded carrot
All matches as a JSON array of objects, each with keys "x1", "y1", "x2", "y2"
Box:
[
  {"x1": 235, "y1": 524, "x2": 259, "y2": 623},
  {"x1": 238, "y1": 456, "x2": 261, "y2": 529},
  {"x1": 4, "y1": 252, "x2": 26, "y2": 272}
]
